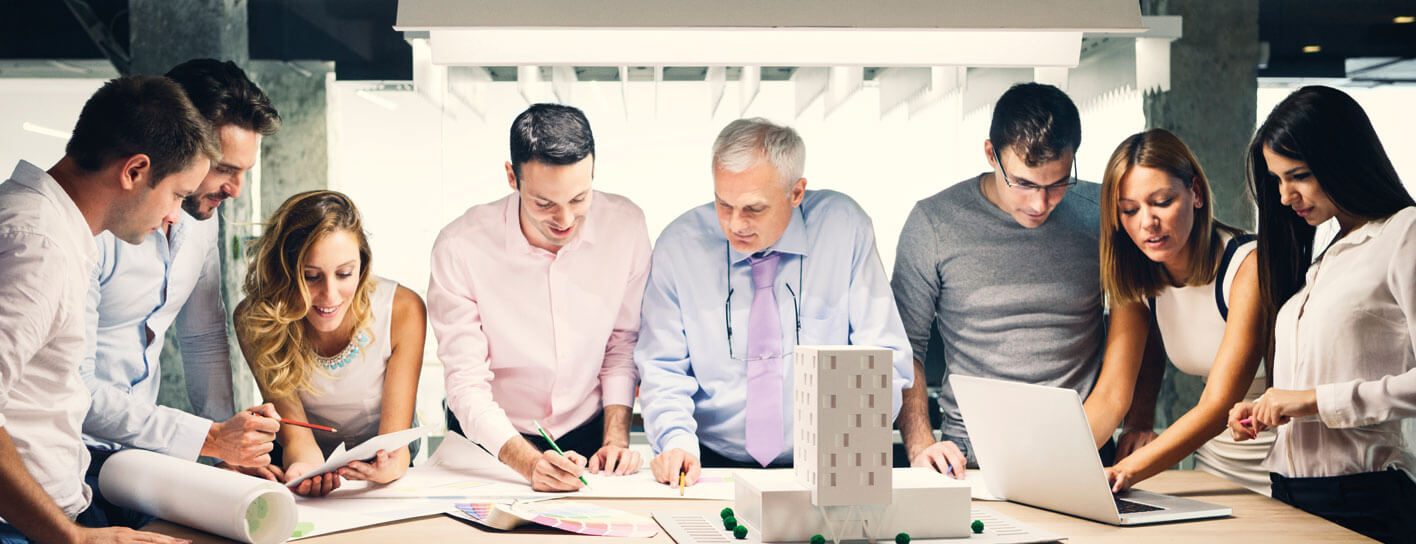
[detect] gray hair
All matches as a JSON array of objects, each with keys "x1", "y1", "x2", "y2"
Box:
[{"x1": 711, "y1": 118, "x2": 805, "y2": 190}]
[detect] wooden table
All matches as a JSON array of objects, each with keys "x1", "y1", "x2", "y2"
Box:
[{"x1": 146, "y1": 470, "x2": 1372, "y2": 543}]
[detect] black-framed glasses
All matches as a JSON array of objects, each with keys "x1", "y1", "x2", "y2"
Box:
[
  {"x1": 724, "y1": 245, "x2": 802, "y2": 362},
  {"x1": 993, "y1": 147, "x2": 1079, "y2": 196}
]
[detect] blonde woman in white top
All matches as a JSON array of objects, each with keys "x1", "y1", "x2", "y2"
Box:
[
  {"x1": 1089, "y1": 128, "x2": 1273, "y2": 495},
  {"x1": 236, "y1": 191, "x2": 427, "y2": 497},
  {"x1": 1229, "y1": 86, "x2": 1416, "y2": 542}
]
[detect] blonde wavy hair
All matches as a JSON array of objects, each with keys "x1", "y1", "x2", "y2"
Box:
[
  {"x1": 235, "y1": 190, "x2": 375, "y2": 399},
  {"x1": 1100, "y1": 128, "x2": 1244, "y2": 306}
]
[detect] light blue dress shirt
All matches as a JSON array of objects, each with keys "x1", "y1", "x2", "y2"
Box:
[
  {"x1": 636, "y1": 189, "x2": 913, "y2": 465},
  {"x1": 81, "y1": 211, "x2": 234, "y2": 460}
]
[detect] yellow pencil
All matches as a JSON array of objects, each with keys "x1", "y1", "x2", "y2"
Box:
[{"x1": 679, "y1": 471, "x2": 686, "y2": 496}]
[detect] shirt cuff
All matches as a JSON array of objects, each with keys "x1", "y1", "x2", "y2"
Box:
[
  {"x1": 1316, "y1": 380, "x2": 1359, "y2": 428},
  {"x1": 600, "y1": 374, "x2": 637, "y2": 408},
  {"x1": 662, "y1": 431, "x2": 700, "y2": 461},
  {"x1": 470, "y1": 412, "x2": 522, "y2": 459},
  {"x1": 168, "y1": 409, "x2": 213, "y2": 462}
]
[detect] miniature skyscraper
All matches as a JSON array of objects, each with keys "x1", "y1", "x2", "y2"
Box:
[{"x1": 793, "y1": 345, "x2": 893, "y2": 507}]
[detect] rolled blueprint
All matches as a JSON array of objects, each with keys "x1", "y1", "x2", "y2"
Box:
[{"x1": 99, "y1": 449, "x2": 297, "y2": 544}]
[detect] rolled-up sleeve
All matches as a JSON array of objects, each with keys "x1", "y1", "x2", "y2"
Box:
[
  {"x1": 428, "y1": 229, "x2": 519, "y2": 455},
  {"x1": 634, "y1": 243, "x2": 702, "y2": 458},
  {"x1": 599, "y1": 212, "x2": 650, "y2": 409}
]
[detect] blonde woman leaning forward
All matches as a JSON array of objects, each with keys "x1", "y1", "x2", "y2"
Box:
[
  {"x1": 235, "y1": 190, "x2": 426, "y2": 497},
  {"x1": 1095, "y1": 129, "x2": 1274, "y2": 494}
]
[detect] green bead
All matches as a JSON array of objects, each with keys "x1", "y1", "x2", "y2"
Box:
[
  {"x1": 810, "y1": 535, "x2": 826, "y2": 544},
  {"x1": 971, "y1": 519, "x2": 985, "y2": 534},
  {"x1": 733, "y1": 525, "x2": 748, "y2": 539},
  {"x1": 720, "y1": 507, "x2": 734, "y2": 519},
  {"x1": 895, "y1": 532, "x2": 910, "y2": 544},
  {"x1": 723, "y1": 516, "x2": 737, "y2": 530}
]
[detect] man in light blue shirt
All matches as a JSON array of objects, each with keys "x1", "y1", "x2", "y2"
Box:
[
  {"x1": 637, "y1": 118, "x2": 912, "y2": 484},
  {"x1": 82, "y1": 60, "x2": 284, "y2": 504}
]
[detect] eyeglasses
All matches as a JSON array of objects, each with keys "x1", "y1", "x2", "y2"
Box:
[
  {"x1": 724, "y1": 246, "x2": 803, "y2": 363},
  {"x1": 993, "y1": 147, "x2": 1079, "y2": 196}
]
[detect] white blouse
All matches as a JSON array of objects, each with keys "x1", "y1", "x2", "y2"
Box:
[
  {"x1": 300, "y1": 277, "x2": 398, "y2": 457},
  {"x1": 1267, "y1": 206, "x2": 1416, "y2": 479}
]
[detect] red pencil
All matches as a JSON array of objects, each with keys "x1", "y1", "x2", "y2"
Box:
[{"x1": 279, "y1": 418, "x2": 337, "y2": 432}]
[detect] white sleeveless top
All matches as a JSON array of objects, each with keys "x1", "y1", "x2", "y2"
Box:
[
  {"x1": 300, "y1": 276, "x2": 397, "y2": 457},
  {"x1": 1152, "y1": 232, "x2": 1276, "y2": 495}
]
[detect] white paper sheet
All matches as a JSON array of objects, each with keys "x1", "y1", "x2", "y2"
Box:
[
  {"x1": 285, "y1": 426, "x2": 431, "y2": 488},
  {"x1": 579, "y1": 469, "x2": 737, "y2": 500},
  {"x1": 967, "y1": 469, "x2": 1004, "y2": 501},
  {"x1": 98, "y1": 449, "x2": 298, "y2": 544},
  {"x1": 425, "y1": 432, "x2": 737, "y2": 500},
  {"x1": 290, "y1": 498, "x2": 449, "y2": 540}
]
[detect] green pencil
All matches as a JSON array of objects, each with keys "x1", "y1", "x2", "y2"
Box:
[{"x1": 533, "y1": 420, "x2": 588, "y2": 486}]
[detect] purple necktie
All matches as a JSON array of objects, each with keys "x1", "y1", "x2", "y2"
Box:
[{"x1": 745, "y1": 252, "x2": 783, "y2": 467}]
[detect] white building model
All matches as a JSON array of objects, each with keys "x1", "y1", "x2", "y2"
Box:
[
  {"x1": 734, "y1": 345, "x2": 969, "y2": 543},
  {"x1": 793, "y1": 345, "x2": 893, "y2": 507}
]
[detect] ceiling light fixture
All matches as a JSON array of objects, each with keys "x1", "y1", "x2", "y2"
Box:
[
  {"x1": 396, "y1": 0, "x2": 1144, "y2": 68},
  {"x1": 22, "y1": 122, "x2": 70, "y2": 140},
  {"x1": 1302, "y1": 45, "x2": 1322, "y2": 54}
]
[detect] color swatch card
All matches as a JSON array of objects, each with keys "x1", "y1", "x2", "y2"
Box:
[{"x1": 451, "y1": 500, "x2": 660, "y2": 538}]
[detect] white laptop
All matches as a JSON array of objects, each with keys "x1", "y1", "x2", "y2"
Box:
[{"x1": 951, "y1": 375, "x2": 1232, "y2": 525}]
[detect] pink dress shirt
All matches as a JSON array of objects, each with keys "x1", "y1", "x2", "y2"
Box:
[{"x1": 428, "y1": 190, "x2": 650, "y2": 455}]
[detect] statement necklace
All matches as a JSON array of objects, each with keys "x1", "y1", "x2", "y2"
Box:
[{"x1": 315, "y1": 331, "x2": 370, "y2": 371}]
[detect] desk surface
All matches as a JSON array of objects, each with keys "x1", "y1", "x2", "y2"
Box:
[{"x1": 147, "y1": 470, "x2": 1371, "y2": 543}]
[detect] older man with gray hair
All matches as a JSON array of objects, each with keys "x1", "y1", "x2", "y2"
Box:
[{"x1": 636, "y1": 118, "x2": 912, "y2": 485}]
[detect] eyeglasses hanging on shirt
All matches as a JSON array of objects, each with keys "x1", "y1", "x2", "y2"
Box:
[{"x1": 724, "y1": 244, "x2": 803, "y2": 362}]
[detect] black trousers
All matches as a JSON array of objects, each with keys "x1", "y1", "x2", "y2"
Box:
[
  {"x1": 699, "y1": 445, "x2": 792, "y2": 469},
  {"x1": 1271, "y1": 469, "x2": 1416, "y2": 543},
  {"x1": 446, "y1": 407, "x2": 605, "y2": 457},
  {"x1": 82, "y1": 447, "x2": 157, "y2": 530}
]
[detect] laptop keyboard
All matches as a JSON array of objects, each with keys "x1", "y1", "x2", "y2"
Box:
[{"x1": 1114, "y1": 496, "x2": 1164, "y2": 514}]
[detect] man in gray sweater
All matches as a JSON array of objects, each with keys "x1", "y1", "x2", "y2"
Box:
[{"x1": 892, "y1": 83, "x2": 1112, "y2": 475}]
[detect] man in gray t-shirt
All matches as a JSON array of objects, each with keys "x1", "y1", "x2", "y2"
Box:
[{"x1": 892, "y1": 83, "x2": 1110, "y2": 474}]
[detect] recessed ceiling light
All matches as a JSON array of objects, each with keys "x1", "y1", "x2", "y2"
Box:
[
  {"x1": 1302, "y1": 45, "x2": 1322, "y2": 53},
  {"x1": 1394, "y1": 16, "x2": 1415, "y2": 24}
]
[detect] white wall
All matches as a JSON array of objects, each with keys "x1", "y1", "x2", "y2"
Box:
[
  {"x1": 0, "y1": 78, "x2": 105, "y2": 172},
  {"x1": 330, "y1": 80, "x2": 1144, "y2": 296}
]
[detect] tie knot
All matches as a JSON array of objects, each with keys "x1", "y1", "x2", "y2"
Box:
[{"x1": 748, "y1": 252, "x2": 779, "y2": 290}]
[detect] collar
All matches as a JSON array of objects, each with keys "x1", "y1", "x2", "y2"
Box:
[
  {"x1": 501, "y1": 191, "x2": 599, "y2": 255},
  {"x1": 728, "y1": 204, "x2": 808, "y2": 265},
  {"x1": 9, "y1": 160, "x2": 97, "y2": 262}
]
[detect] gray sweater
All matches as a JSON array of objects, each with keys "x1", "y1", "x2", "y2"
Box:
[{"x1": 891, "y1": 174, "x2": 1105, "y2": 463}]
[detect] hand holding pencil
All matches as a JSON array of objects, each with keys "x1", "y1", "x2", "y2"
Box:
[{"x1": 199, "y1": 403, "x2": 282, "y2": 467}]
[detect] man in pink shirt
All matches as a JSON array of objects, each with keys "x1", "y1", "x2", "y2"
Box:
[{"x1": 428, "y1": 104, "x2": 651, "y2": 492}]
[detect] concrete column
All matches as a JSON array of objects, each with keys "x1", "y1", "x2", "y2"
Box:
[
  {"x1": 249, "y1": 61, "x2": 333, "y2": 209},
  {"x1": 130, "y1": 0, "x2": 250, "y2": 415},
  {"x1": 1140, "y1": 0, "x2": 1261, "y2": 443},
  {"x1": 129, "y1": 0, "x2": 248, "y2": 76}
]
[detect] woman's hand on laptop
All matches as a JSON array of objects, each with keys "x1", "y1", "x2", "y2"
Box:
[
  {"x1": 1103, "y1": 466, "x2": 1133, "y2": 493},
  {"x1": 909, "y1": 440, "x2": 966, "y2": 479}
]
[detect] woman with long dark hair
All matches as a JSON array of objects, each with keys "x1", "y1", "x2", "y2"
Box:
[{"x1": 1228, "y1": 86, "x2": 1416, "y2": 541}]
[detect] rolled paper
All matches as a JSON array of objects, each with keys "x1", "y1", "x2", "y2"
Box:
[{"x1": 99, "y1": 449, "x2": 298, "y2": 544}]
